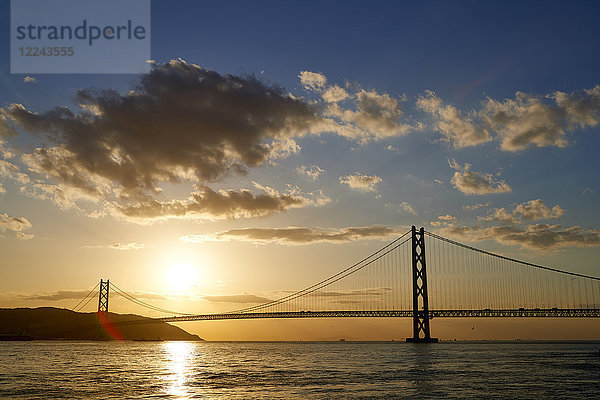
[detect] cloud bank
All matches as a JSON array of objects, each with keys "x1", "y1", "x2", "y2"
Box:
[
  {"x1": 181, "y1": 225, "x2": 404, "y2": 245},
  {"x1": 441, "y1": 223, "x2": 600, "y2": 251}
]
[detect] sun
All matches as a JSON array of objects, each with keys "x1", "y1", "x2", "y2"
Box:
[{"x1": 167, "y1": 260, "x2": 198, "y2": 292}]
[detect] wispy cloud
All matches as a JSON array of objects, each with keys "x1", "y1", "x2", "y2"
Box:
[
  {"x1": 441, "y1": 223, "x2": 600, "y2": 251},
  {"x1": 296, "y1": 164, "x2": 324, "y2": 181},
  {"x1": 430, "y1": 214, "x2": 456, "y2": 227},
  {"x1": 203, "y1": 294, "x2": 271, "y2": 304},
  {"x1": 463, "y1": 202, "x2": 491, "y2": 211},
  {"x1": 84, "y1": 242, "x2": 145, "y2": 250},
  {"x1": 21, "y1": 289, "x2": 168, "y2": 301},
  {"x1": 181, "y1": 225, "x2": 405, "y2": 245},
  {"x1": 0, "y1": 212, "x2": 33, "y2": 240},
  {"x1": 339, "y1": 172, "x2": 382, "y2": 192},
  {"x1": 398, "y1": 202, "x2": 416, "y2": 215}
]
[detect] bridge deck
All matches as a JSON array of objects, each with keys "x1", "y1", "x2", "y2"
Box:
[{"x1": 155, "y1": 308, "x2": 600, "y2": 322}]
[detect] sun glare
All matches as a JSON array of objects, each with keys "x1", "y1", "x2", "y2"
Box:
[{"x1": 167, "y1": 261, "x2": 198, "y2": 292}]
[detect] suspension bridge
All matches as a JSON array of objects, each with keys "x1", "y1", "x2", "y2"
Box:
[{"x1": 72, "y1": 226, "x2": 600, "y2": 342}]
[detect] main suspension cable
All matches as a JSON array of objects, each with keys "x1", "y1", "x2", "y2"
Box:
[
  {"x1": 425, "y1": 230, "x2": 600, "y2": 281},
  {"x1": 110, "y1": 283, "x2": 194, "y2": 316},
  {"x1": 231, "y1": 231, "x2": 412, "y2": 313},
  {"x1": 71, "y1": 281, "x2": 100, "y2": 312}
]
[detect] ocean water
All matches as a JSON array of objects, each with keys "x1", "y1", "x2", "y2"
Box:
[{"x1": 0, "y1": 341, "x2": 599, "y2": 399}]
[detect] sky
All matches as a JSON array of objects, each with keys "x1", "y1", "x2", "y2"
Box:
[{"x1": 1, "y1": 0, "x2": 599, "y2": 340}]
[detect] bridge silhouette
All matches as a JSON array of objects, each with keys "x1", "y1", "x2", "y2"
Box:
[{"x1": 73, "y1": 226, "x2": 600, "y2": 342}]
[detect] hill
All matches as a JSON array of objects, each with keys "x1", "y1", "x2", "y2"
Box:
[{"x1": 0, "y1": 307, "x2": 202, "y2": 341}]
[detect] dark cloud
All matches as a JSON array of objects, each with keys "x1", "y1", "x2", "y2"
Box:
[
  {"x1": 116, "y1": 184, "x2": 309, "y2": 221},
  {"x1": 2, "y1": 60, "x2": 324, "y2": 217},
  {"x1": 181, "y1": 225, "x2": 404, "y2": 245}
]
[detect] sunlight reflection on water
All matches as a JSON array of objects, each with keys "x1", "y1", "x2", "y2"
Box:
[
  {"x1": 0, "y1": 341, "x2": 599, "y2": 399},
  {"x1": 163, "y1": 341, "x2": 195, "y2": 398}
]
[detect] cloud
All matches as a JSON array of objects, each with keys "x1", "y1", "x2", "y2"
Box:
[
  {"x1": 430, "y1": 214, "x2": 456, "y2": 227},
  {"x1": 479, "y1": 207, "x2": 518, "y2": 224},
  {"x1": 448, "y1": 159, "x2": 511, "y2": 195},
  {"x1": 20, "y1": 182, "x2": 86, "y2": 211},
  {"x1": 265, "y1": 138, "x2": 302, "y2": 162},
  {"x1": 299, "y1": 71, "x2": 327, "y2": 90},
  {"x1": 441, "y1": 223, "x2": 600, "y2": 251},
  {"x1": 322, "y1": 85, "x2": 349, "y2": 103},
  {"x1": 417, "y1": 90, "x2": 491, "y2": 147},
  {"x1": 513, "y1": 199, "x2": 564, "y2": 220},
  {"x1": 114, "y1": 183, "x2": 314, "y2": 222},
  {"x1": 2, "y1": 60, "x2": 325, "y2": 215},
  {"x1": 0, "y1": 212, "x2": 33, "y2": 239},
  {"x1": 481, "y1": 92, "x2": 569, "y2": 151},
  {"x1": 479, "y1": 199, "x2": 563, "y2": 224},
  {"x1": 326, "y1": 89, "x2": 412, "y2": 139},
  {"x1": 203, "y1": 294, "x2": 272, "y2": 304},
  {"x1": 23, "y1": 76, "x2": 37, "y2": 84},
  {"x1": 463, "y1": 202, "x2": 491, "y2": 210},
  {"x1": 21, "y1": 290, "x2": 94, "y2": 301},
  {"x1": 181, "y1": 225, "x2": 404, "y2": 245},
  {"x1": 300, "y1": 70, "x2": 415, "y2": 140},
  {"x1": 84, "y1": 242, "x2": 145, "y2": 250},
  {"x1": 21, "y1": 289, "x2": 168, "y2": 301},
  {"x1": 0, "y1": 159, "x2": 30, "y2": 184},
  {"x1": 339, "y1": 172, "x2": 382, "y2": 192},
  {"x1": 484, "y1": 86, "x2": 600, "y2": 151},
  {"x1": 418, "y1": 85, "x2": 600, "y2": 151},
  {"x1": 257, "y1": 288, "x2": 392, "y2": 306},
  {"x1": 398, "y1": 202, "x2": 416, "y2": 215},
  {"x1": 296, "y1": 164, "x2": 324, "y2": 181},
  {"x1": 478, "y1": 207, "x2": 518, "y2": 224}
]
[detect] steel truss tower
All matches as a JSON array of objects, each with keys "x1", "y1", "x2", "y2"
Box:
[
  {"x1": 98, "y1": 279, "x2": 110, "y2": 314},
  {"x1": 406, "y1": 226, "x2": 438, "y2": 343}
]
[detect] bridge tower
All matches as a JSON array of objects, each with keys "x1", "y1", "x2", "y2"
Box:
[
  {"x1": 406, "y1": 226, "x2": 438, "y2": 343},
  {"x1": 98, "y1": 279, "x2": 110, "y2": 314}
]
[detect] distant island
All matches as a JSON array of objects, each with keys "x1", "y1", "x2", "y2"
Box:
[{"x1": 0, "y1": 307, "x2": 203, "y2": 341}]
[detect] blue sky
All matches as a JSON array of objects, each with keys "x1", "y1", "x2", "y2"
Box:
[{"x1": 0, "y1": 0, "x2": 599, "y2": 337}]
